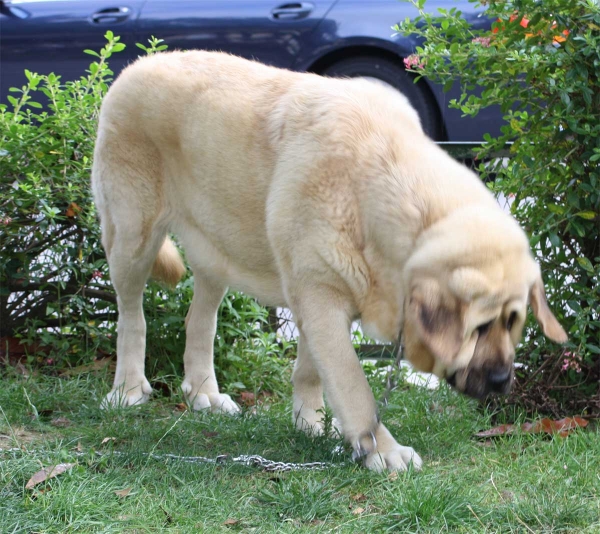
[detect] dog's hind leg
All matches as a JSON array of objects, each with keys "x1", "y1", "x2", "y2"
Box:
[
  {"x1": 181, "y1": 273, "x2": 239, "y2": 413},
  {"x1": 101, "y1": 221, "x2": 169, "y2": 408},
  {"x1": 93, "y1": 134, "x2": 175, "y2": 408}
]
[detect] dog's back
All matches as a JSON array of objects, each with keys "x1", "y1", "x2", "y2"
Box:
[
  {"x1": 91, "y1": 51, "x2": 428, "y2": 297},
  {"x1": 93, "y1": 51, "x2": 293, "y2": 216}
]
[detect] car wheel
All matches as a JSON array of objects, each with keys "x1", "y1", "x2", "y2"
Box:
[{"x1": 322, "y1": 56, "x2": 443, "y2": 141}]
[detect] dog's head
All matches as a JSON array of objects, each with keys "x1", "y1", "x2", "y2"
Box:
[{"x1": 402, "y1": 207, "x2": 567, "y2": 399}]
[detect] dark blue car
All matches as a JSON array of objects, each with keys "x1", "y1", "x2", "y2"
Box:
[{"x1": 0, "y1": 0, "x2": 499, "y2": 141}]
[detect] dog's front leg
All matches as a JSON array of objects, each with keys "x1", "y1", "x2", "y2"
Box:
[{"x1": 294, "y1": 286, "x2": 422, "y2": 472}]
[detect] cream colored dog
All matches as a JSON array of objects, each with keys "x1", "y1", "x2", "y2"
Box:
[{"x1": 92, "y1": 51, "x2": 567, "y2": 472}]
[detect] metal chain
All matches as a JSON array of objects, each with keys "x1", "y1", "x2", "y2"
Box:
[
  {"x1": 0, "y1": 447, "x2": 339, "y2": 472},
  {"x1": 230, "y1": 454, "x2": 335, "y2": 472}
]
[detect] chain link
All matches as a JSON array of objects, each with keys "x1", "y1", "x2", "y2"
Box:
[
  {"x1": 0, "y1": 447, "x2": 340, "y2": 472},
  {"x1": 230, "y1": 454, "x2": 335, "y2": 472}
]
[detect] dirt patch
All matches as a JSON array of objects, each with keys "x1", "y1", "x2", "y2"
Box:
[{"x1": 0, "y1": 427, "x2": 49, "y2": 450}]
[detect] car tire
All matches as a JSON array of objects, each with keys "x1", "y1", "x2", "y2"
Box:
[{"x1": 322, "y1": 56, "x2": 443, "y2": 140}]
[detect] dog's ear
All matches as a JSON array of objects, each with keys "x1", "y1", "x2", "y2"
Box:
[
  {"x1": 409, "y1": 279, "x2": 464, "y2": 363},
  {"x1": 529, "y1": 276, "x2": 568, "y2": 343}
]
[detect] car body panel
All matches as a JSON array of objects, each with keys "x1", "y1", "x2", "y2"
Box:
[
  {"x1": 137, "y1": 1, "x2": 338, "y2": 69},
  {"x1": 0, "y1": 0, "x2": 502, "y2": 141},
  {"x1": 1, "y1": 0, "x2": 144, "y2": 96}
]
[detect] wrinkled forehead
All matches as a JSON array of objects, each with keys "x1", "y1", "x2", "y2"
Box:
[
  {"x1": 465, "y1": 284, "x2": 529, "y2": 323},
  {"x1": 475, "y1": 250, "x2": 537, "y2": 293}
]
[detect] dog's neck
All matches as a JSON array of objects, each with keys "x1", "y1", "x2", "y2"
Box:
[
  {"x1": 357, "y1": 143, "x2": 497, "y2": 341},
  {"x1": 361, "y1": 142, "x2": 495, "y2": 266}
]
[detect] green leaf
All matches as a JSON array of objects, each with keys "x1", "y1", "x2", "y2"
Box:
[
  {"x1": 548, "y1": 204, "x2": 565, "y2": 215},
  {"x1": 84, "y1": 49, "x2": 100, "y2": 57},
  {"x1": 112, "y1": 43, "x2": 126, "y2": 52},
  {"x1": 575, "y1": 211, "x2": 597, "y2": 220},
  {"x1": 529, "y1": 13, "x2": 542, "y2": 26},
  {"x1": 549, "y1": 233, "x2": 561, "y2": 248},
  {"x1": 576, "y1": 257, "x2": 594, "y2": 273}
]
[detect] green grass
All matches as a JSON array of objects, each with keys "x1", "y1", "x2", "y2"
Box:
[{"x1": 1, "y1": 366, "x2": 599, "y2": 532}]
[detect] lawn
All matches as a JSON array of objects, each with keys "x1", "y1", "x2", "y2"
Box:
[{"x1": 1, "y1": 364, "x2": 599, "y2": 533}]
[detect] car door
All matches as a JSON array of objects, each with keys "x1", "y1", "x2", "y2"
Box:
[
  {"x1": 298, "y1": 0, "x2": 500, "y2": 141},
  {"x1": 136, "y1": 1, "x2": 337, "y2": 69},
  {"x1": 0, "y1": 0, "x2": 144, "y2": 102}
]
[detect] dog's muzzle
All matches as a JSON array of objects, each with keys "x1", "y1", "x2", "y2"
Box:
[{"x1": 446, "y1": 364, "x2": 514, "y2": 399}]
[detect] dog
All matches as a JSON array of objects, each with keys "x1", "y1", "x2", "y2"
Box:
[{"x1": 91, "y1": 51, "x2": 567, "y2": 471}]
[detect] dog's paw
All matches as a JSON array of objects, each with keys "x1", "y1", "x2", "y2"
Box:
[
  {"x1": 101, "y1": 378, "x2": 152, "y2": 409},
  {"x1": 354, "y1": 423, "x2": 422, "y2": 472},
  {"x1": 181, "y1": 380, "x2": 240, "y2": 414},
  {"x1": 203, "y1": 393, "x2": 240, "y2": 414},
  {"x1": 294, "y1": 408, "x2": 341, "y2": 437},
  {"x1": 365, "y1": 444, "x2": 423, "y2": 473}
]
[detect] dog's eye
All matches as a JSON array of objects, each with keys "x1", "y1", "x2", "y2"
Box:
[
  {"x1": 477, "y1": 320, "x2": 493, "y2": 336},
  {"x1": 507, "y1": 311, "x2": 517, "y2": 331}
]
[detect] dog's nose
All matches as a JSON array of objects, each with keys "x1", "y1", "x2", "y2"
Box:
[
  {"x1": 486, "y1": 368, "x2": 512, "y2": 392},
  {"x1": 488, "y1": 369, "x2": 511, "y2": 384}
]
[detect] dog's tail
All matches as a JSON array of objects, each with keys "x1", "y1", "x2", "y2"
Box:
[{"x1": 151, "y1": 237, "x2": 186, "y2": 288}]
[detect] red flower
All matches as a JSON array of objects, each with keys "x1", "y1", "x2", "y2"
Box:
[
  {"x1": 472, "y1": 37, "x2": 491, "y2": 47},
  {"x1": 403, "y1": 54, "x2": 424, "y2": 69}
]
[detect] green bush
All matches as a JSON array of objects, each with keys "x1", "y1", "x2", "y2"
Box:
[
  {"x1": 0, "y1": 34, "x2": 120, "y2": 357},
  {"x1": 0, "y1": 34, "x2": 290, "y2": 397},
  {"x1": 398, "y1": 0, "x2": 599, "y2": 411}
]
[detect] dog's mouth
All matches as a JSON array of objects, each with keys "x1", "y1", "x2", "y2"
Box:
[
  {"x1": 445, "y1": 368, "x2": 513, "y2": 400},
  {"x1": 446, "y1": 372, "x2": 487, "y2": 399}
]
